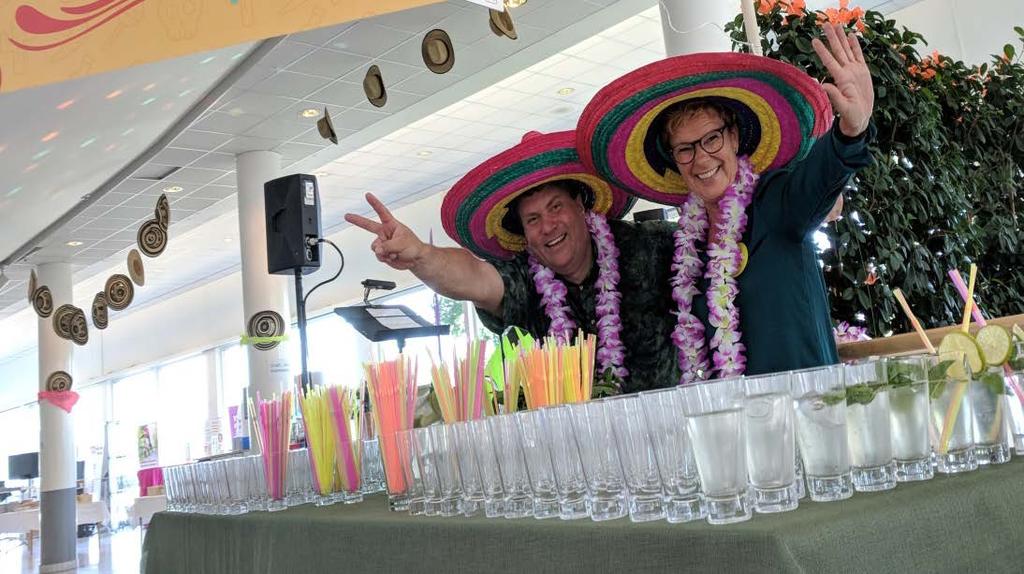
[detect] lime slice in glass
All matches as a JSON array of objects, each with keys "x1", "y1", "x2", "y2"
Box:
[
  {"x1": 976, "y1": 324, "x2": 1012, "y2": 366},
  {"x1": 938, "y1": 332, "x2": 985, "y2": 379},
  {"x1": 1013, "y1": 323, "x2": 1024, "y2": 343}
]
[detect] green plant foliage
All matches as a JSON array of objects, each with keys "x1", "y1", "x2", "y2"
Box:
[{"x1": 726, "y1": 2, "x2": 1024, "y2": 336}]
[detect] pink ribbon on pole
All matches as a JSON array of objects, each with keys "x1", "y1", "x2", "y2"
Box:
[{"x1": 38, "y1": 390, "x2": 80, "y2": 413}]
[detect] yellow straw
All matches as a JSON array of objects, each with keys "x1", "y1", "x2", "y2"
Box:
[
  {"x1": 893, "y1": 288, "x2": 936, "y2": 354},
  {"x1": 937, "y1": 372, "x2": 968, "y2": 454},
  {"x1": 960, "y1": 264, "x2": 977, "y2": 333}
]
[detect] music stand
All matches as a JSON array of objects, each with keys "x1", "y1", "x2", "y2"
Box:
[{"x1": 334, "y1": 304, "x2": 449, "y2": 352}]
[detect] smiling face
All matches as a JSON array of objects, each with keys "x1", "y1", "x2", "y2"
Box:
[
  {"x1": 516, "y1": 184, "x2": 593, "y2": 283},
  {"x1": 666, "y1": 107, "x2": 740, "y2": 205}
]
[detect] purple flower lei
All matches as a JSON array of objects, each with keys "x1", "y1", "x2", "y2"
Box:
[
  {"x1": 673, "y1": 157, "x2": 758, "y2": 384},
  {"x1": 528, "y1": 212, "x2": 628, "y2": 380}
]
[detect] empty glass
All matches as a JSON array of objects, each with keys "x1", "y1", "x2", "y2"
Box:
[
  {"x1": 286, "y1": 448, "x2": 313, "y2": 506},
  {"x1": 640, "y1": 388, "x2": 705, "y2": 523},
  {"x1": 246, "y1": 455, "x2": 268, "y2": 512},
  {"x1": 221, "y1": 458, "x2": 249, "y2": 515},
  {"x1": 452, "y1": 421, "x2": 485, "y2": 517},
  {"x1": 606, "y1": 396, "x2": 665, "y2": 522},
  {"x1": 885, "y1": 355, "x2": 934, "y2": 482},
  {"x1": 680, "y1": 378, "x2": 750, "y2": 524},
  {"x1": 793, "y1": 365, "x2": 853, "y2": 502},
  {"x1": 413, "y1": 427, "x2": 442, "y2": 516},
  {"x1": 927, "y1": 354, "x2": 977, "y2": 474},
  {"x1": 569, "y1": 400, "x2": 628, "y2": 522},
  {"x1": 397, "y1": 429, "x2": 424, "y2": 515},
  {"x1": 360, "y1": 437, "x2": 386, "y2": 495},
  {"x1": 467, "y1": 418, "x2": 506, "y2": 518},
  {"x1": 970, "y1": 366, "x2": 1012, "y2": 465},
  {"x1": 427, "y1": 424, "x2": 464, "y2": 517},
  {"x1": 845, "y1": 360, "x2": 896, "y2": 492},
  {"x1": 544, "y1": 405, "x2": 590, "y2": 520},
  {"x1": 742, "y1": 372, "x2": 798, "y2": 513},
  {"x1": 488, "y1": 414, "x2": 534, "y2": 519},
  {"x1": 516, "y1": 410, "x2": 560, "y2": 519}
]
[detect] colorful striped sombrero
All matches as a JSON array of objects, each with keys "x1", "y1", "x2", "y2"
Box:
[
  {"x1": 576, "y1": 52, "x2": 834, "y2": 206},
  {"x1": 441, "y1": 131, "x2": 635, "y2": 261}
]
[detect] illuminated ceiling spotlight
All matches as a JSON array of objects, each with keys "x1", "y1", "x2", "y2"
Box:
[
  {"x1": 421, "y1": 29, "x2": 455, "y2": 75},
  {"x1": 316, "y1": 108, "x2": 339, "y2": 145},
  {"x1": 300, "y1": 108, "x2": 320, "y2": 118},
  {"x1": 163, "y1": 185, "x2": 183, "y2": 193},
  {"x1": 504, "y1": 0, "x2": 528, "y2": 7},
  {"x1": 66, "y1": 241, "x2": 84, "y2": 247},
  {"x1": 489, "y1": 8, "x2": 517, "y2": 40},
  {"x1": 363, "y1": 65, "x2": 388, "y2": 108}
]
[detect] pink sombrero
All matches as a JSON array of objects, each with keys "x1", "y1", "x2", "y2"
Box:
[
  {"x1": 576, "y1": 52, "x2": 834, "y2": 206},
  {"x1": 441, "y1": 130, "x2": 635, "y2": 260}
]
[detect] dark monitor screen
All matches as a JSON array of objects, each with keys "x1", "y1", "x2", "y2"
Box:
[
  {"x1": 77, "y1": 460, "x2": 85, "y2": 481},
  {"x1": 8, "y1": 452, "x2": 39, "y2": 480}
]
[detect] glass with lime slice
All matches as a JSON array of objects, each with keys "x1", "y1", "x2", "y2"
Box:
[
  {"x1": 1006, "y1": 340, "x2": 1024, "y2": 455},
  {"x1": 844, "y1": 359, "x2": 896, "y2": 492},
  {"x1": 969, "y1": 366, "x2": 1012, "y2": 465},
  {"x1": 928, "y1": 339, "x2": 978, "y2": 474}
]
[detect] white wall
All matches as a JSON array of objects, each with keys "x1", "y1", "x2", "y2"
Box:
[{"x1": 892, "y1": 0, "x2": 1024, "y2": 65}]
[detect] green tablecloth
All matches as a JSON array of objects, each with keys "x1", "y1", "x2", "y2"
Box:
[{"x1": 142, "y1": 457, "x2": 1024, "y2": 574}]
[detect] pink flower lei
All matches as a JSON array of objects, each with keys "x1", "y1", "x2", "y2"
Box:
[
  {"x1": 673, "y1": 156, "x2": 758, "y2": 384},
  {"x1": 528, "y1": 212, "x2": 628, "y2": 380}
]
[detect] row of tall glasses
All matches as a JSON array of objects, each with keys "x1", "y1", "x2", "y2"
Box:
[
  {"x1": 380, "y1": 352, "x2": 1024, "y2": 525},
  {"x1": 163, "y1": 438, "x2": 387, "y2": 514}
]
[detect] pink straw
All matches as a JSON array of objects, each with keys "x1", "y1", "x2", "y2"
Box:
[{"x1": 328, "y1": 387, "x2": 360, "y2": 492}]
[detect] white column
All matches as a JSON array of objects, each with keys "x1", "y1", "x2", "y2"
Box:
[
  {"x1": 36, "y1": 262, "x2": 77, "y2": 573},
  {"x1": 658, "y1": 0, "x2": 736, "y2": 56},
  {"x1": 204, "y1": 350, "x2": 224, "y2": 456},
  {"x1": 235, "y1": 151, "x2": 292, "y2": 449}
]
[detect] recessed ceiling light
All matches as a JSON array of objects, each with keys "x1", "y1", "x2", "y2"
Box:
[
  {"x1": 66, "y1": 241, "x2": 83, "y2": 247},
  {"x1": 223, "y1": 237, "x2": 233, "y2": 243},
  {"x1": 105, "y1": 89, "x2": 123, "y2": 100},
  {"x1": 56, "y1": 99, "x2": 75, "y2": 110},
  {"x1": 300, "y1": 108, "x2": 320, "y2": 118},
  {"x1": 556, "y1": 87, "x2": 575, "y2": 96},
  {"x1": 314, "y1": 171, "x2": 329, "y2": 177},
  {"x1": 163, "y1": 185, "x2": 183, "y2": 193},
  {"x1": 417, "y1": 150, "x2": 433, "y2": 157},
  {"x1": 41, "y1": 131, "x2": 59, "y2": 143},
  {"x1": 505, "y1": 0, "x2": 528, "y2": 8}
]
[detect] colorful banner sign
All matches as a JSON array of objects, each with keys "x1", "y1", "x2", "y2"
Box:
[{"x1": 0, "y1": 0, "x2": 443, "y2": 93}]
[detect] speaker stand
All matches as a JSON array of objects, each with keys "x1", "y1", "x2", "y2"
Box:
[{"x1": 294, "y1": 268, "x2": 311, "y2": 394}]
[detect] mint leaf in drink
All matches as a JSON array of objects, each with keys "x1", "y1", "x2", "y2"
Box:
[
  {"x1": 927, "y1": 359, "x2": 955, "y2": 399},
  {"x1": 887, "y1": 364, "x2": 917, "y2": 389},
  {"x1": 821, "y1": 391, "x2": 847, "y2": 406},
  {"x1": 846, "y1": 383, "x2": 885, "y2": 406},
  {"x1": 978, "y1": 371, "x2": 1010, "y2": 397}
]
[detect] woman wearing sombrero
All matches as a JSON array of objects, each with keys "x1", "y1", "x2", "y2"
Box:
[
  {"x1": 346, "y1": 130, "x2": 686, "y2": 393},
  {"x1": 576, "y1": 23, "x2": 875, "y2": 384}
]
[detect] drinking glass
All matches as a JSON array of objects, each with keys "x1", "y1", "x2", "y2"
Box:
[
  {"x1": 680, "y1": 378, "x2": 750, "y2": 524},
  {"x1": 792, "y1": 365, "x2": 853, "y2": 502},
  {"x1": 639, "y1": 388, "x2": 705, "y2": 523},
  {"x1": 222, "y1": 458, "x2": 249, "y2": 515},
  {"x1": 606, "y1": 396, "x2": 665, "y2": 522},
  {"x1": 286, "y1": 448, "x2": 313, "y2": 506},
  {"x1": 413, "y1": 427, "x2": 442, "y2": 516},
  {"x1": 1006, "y1": 342, "x2": 1024, "y2": 455},
  {"x1": 516, "y1": 410, "x2": 559, "y2": 519},
  {"x1": 544, "y1": 405, "x2": 590, "y2": 520},
  {"x1": 885, "y1": 355, "x2": 934, "y2": 482},
  {"x1": 742, "y1": 371, "x2": 798, "y2": 512},
  {"x1": 927, "y1": 354, "x2": 977, "y2": 474},
  {"x1": 245, "y1": 455, "x2": 267, "y2": 512},
  {"x1": 468, "y1": 418, "x2": 506, "y2": 518},
  {"x1": 452, "y1": 421, "x2": 484, "y2": 517},
  {"x1": 970, "y1": 366, "x2": 1012, "y2": 465},
  {"x1": 568, "y1": 400, "x2": 627, "y2": 522},
  {"x1": 488, "y1": 414, "x2": 534, "y2": 519},
  {"x1": 397, "y1": 429, "x2": 424, "y2": 515},
  {"x1": 360, "y1": 437, "x2": 386, "y2": 495},
  {"x1": 845, "y1": 360, "x2": 896, "y2": 492},
  {"x1": 427, "y1": 424, "x2": 464, "y2": 517}
]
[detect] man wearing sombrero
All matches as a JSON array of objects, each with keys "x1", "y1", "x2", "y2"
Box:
[
  {"x1": 345, "y1": 130, "x2": 684, "y2": 393},
  {"x1": 577, "y1": 23, "x2": 875, "y2": 383}
]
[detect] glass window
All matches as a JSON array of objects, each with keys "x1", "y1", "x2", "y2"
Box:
[
  {"x1": 156, "y1": 353, "x2": 208, "y2": 465},
  {"x1": 73, "y1": 383, "x2": 108, "y2": 495}
]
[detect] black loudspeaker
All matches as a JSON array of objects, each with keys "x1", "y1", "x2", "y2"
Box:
[{"x1": 264, "y1": 173, "x2": 322, "y2": 275}]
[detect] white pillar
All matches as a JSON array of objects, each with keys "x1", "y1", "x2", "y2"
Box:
[
  {"x1": 204, "y1": 350, "x2": 224, "y2": 456},
  {"x1": 235, "y1": 151, "x2": 292, "y2": 449},
  {"x1": 37, "y1": 262, "x2": 77, "y2": 573},
  {"x1": 658, "y1": 0, "x2": 736, "y2": 56}
]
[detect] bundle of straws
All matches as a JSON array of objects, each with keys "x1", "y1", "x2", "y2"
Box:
[
  {"x1": 365, "y1": 354, "x2": 417, "y2": 494},
  {"x1": 328, "y1": 385, "x2": 362, "y2": 494},
  {"x1": 247, "y1": 391, "x2": 293, "y2": 501},
  {"x1": 296, "y1": 384, "x2": 337, "y2": 496},
  {"x1": 430, "y1": 340, "x2": 488, "y2": 424},
  {"x1": 507, "y1": 330, "x2": 597, "y2": 412}
]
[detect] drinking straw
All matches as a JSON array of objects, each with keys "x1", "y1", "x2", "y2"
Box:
[
  {"x1": 249, "y1": 391, "x2": 293, "y2": 500},
  {"x1": 892, "y1": 288, "x2": 936, "y2": 354},
  {"x1": 365, "y1": 355, "x2": 417, "y2": 493},
  {"x1": 297, "y1": 384, "x2": 337, "y2": 495},
  {"x1": 429, "y1": 354, "x2": 457, "y2": 424},
  {"x1": 960, "y1": 264, "x2": 977, "y2": 333},
  {"x1": 947, "y1": 269, "x2": 986, "y2": 326},
  {"x1": 327, "y1": 385, "x2": 361, "y2": 493}
]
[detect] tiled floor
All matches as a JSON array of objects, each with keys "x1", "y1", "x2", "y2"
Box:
[{"x1": 1, "y1": 527, "x2": 143, "y2": 573}]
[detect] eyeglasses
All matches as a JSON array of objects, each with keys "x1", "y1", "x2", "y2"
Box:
[{"x1": 669, "y1": 125, "x2": 730, "y2": 165}]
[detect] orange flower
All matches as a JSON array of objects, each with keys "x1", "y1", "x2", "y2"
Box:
[
  {"x1": 756, "y1": 0, "x2": 776, "y2": 15},
  {"x1": 865, "y1": 271, "x2": 878, "y2": 286},
  {"x1": 786, "y1": 0, "x2": 806, "y2": 16},
  {"x1": 855, "y1": 18, "x2": 866, "y2": 32}
]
